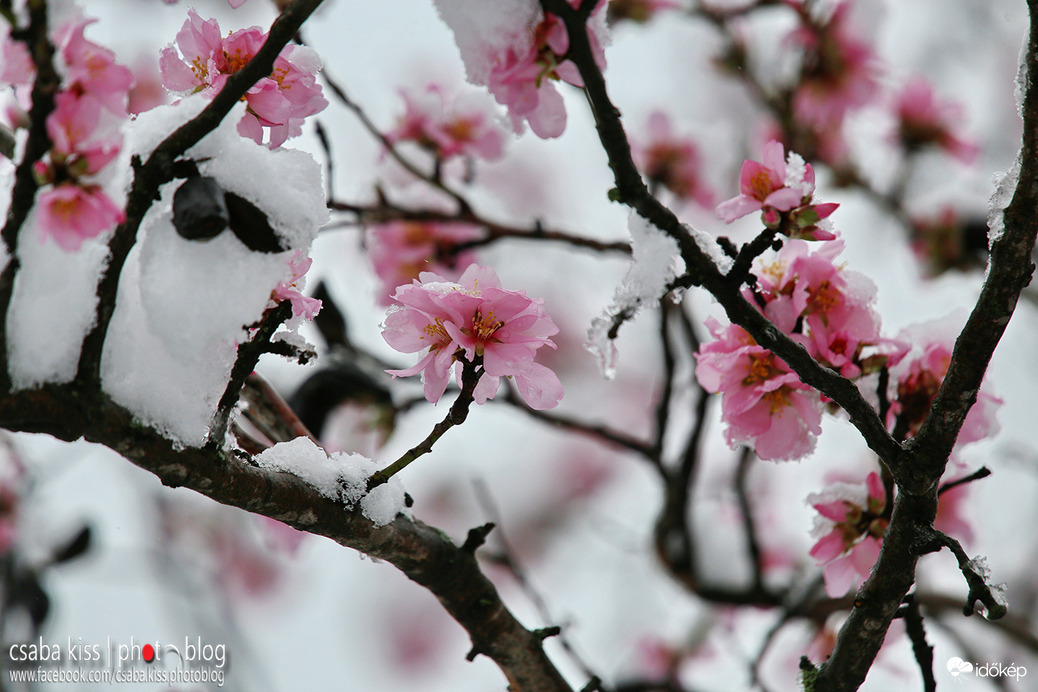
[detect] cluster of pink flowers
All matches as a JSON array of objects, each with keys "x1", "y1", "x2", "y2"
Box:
[
  {"x1": 160, "y1": 9, "x2": 328, "y2": 148},
  {"x1": 270, "y1": 250, "x2": 322, "y2": 321},
  {"x1": 381, "y1": 264, "x2": 563, "y2": 410},
  {"x1": 386, "y1": 83, "x2": 507, "y2": 162},
  {"x1": 19, "y1": 17, "x2": 132, "y2": 250},
  {"x1": 484, "y1": 1, "x2": 608, "y2": 139},
  {"x1": 893, "y1": 77, "x2": 978, "y2": 163},
  {"x1": 367, "y1": 220, "x2": 482, "y2": 305},
  {"x1": 753, "y1": 239, "x2": 882, "y2": 378},
  {"x1": 715, "y1": 140, "x2": 837, "y2": 240},
  {"x1": 631, "y1": 110, "x2": 714, "y2": 207},
  {"x1": 698, "y1": 141, "x2": 1001, "y2": 462}
]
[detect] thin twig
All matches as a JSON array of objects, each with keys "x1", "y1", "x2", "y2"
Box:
[
  {"x1": 368, "y1": 358, "x2": 482, "y2": 488},
  {"x1": 472, "y1": 478, "x2": 604, "y2": 688}
]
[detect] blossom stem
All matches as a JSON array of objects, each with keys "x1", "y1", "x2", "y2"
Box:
[{"x1": 368, "y1": 358, "x2": 482, "y2": 489}]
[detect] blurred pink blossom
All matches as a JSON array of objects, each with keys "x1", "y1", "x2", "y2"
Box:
[
  {"x1": 381, "y1": 264, "x2": 563, "y2": 409},
  {"x1": 55, "y1": 18, "x2": 133, "y2": 114},
  {"x1": 36, "y1": 183, "x2": 125, "y2": 251},
  {"x1": 367, "y1": 219, "x2": 482, "y2": 305},
  {"x1": 890, "y1": 337, "x2": 1001, "y2": 446},
  {"x1": 632, "y1": 110, "x2": 714, "y2": 207},
  {"x1": 387, "y1": 83, "x2": 506, "y2": 161},
  {"x1": 894, "y1": 77, "x2": 978, "y2": 163},
  {"x1": 0, "y1": 29, "x2": 34, "y2": 88},
  {"x1": 44, "y1": 92, "x2": 121, "y2": 176},
  {"x1": 788, "y1": 2, "x2": 879, "y2": 130}
]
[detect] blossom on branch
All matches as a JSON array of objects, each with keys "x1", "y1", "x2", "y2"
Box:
[
  {"x1": 631, "y1": 110, "x2": 714, "y2": 207},
  {"x1": 715, "y1": 140, "x2": 837, "y2": 240},
  {"x1": 889, "y1": 331, "x2": 1001, "y2": 447},
  {"x1": 807, "y1": 471, "x2": 886, "y2": 597},
  {"x1": 367, "y1": 220, "x2": 482, "y2": 305},
  {"x1": 381, "y1": 264, "x2": 563, "y2": 409},
  {"x1": 55, "y1": 18, "x2": 134, "y2": 114},
  {"x1": 694, "y1": 319, "x2": 822, "y2": 461},
  {"x1": 36, "y1": 183, "x2": 125, "y2": 251},
  {"x1": 387, "y1": 83, "x2": 507, "y2": 161},
  {"x1": 159, "y1": 10, "x2": 328, "y2": 147},
  {"x1": 433, "y1": 0, "x2": 608, "y2": 139},
  {"x1": 27, "y1": 17, "x2": 131, "y2": 251},
  {"x1": 270, "y1": 250, "x2": 322, "y2": 321},
  {"x1": 753, "y1": 239, "x2": 881, "y2": 377}
]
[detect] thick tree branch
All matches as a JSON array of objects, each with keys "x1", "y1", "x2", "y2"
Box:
[{"x1": 0, "y1": 383, "x2": 573, "y2": 692}]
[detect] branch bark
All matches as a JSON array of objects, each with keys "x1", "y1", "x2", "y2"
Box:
[{"x1": 0, "y1": 383, "x2": 574, "y2": 691}]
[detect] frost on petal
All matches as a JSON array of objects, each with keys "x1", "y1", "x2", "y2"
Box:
[{"x1": 586, "y1": 212, "x2": 684, "y2": 377}]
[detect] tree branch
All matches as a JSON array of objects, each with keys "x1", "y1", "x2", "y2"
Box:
[
  {"x1": 0, "y1": 383, "x2": 573, "y2": 692},
  {"x1": 906, "y1": 0, "x2": 1038, "y2": 479},
  {"x1": 75, "y1": 0, "x2": 328, "y2": 387}
]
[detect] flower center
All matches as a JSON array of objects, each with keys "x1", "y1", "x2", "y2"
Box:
[
  {"x1": 470, "y1": 309, "x2": 504, "y2": 354},
  {"x1": 742, "y1": 352, "x2": 774, "y2": 386},
  {"x1": 421, "y1": 317, "x2": 452, "y2": 349}
]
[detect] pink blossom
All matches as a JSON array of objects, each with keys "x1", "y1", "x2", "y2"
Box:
[
  {"x1": 36, "y1": 183, "x2": 125, "y2": 251},
  {"x1": 484, "y1": 2, "x2": 607, "y2": 139},
  {"x1": 890, "y1": 336, "x2": 1001, "y2": 446},
  {"x1": 894, "y1": 77, "x2": 978, "y2": 163},
  {"x1": 716, "y1": 140, "x2": 838, "y2": 240},
  {"x1": 387, "y1": 84, "x2": 507, "y2": 161},
  {"x1": 788, "y1": 2, "x2": 879, "y2": 129},
  {"x1": 0, "y1": 30, "x2": 34, "y2": 88},
  {"x1": 44, "y1": 93, "x2": 121, "y2": 176},
  {"x1": 271, "y1": 251, "x2": 322, "y2": 321},
  {"x1": 127, "y1": 55, "x2": 170, "y2": 116},
  {"x1": 381, "y1": 264, "x2": 563, "y2": 409},
  {"x1": 694, "y1": 319, "x2": 822, "y2": 461},
  {"x1": 367, "y1": 220, "x2": 482, "y2": 305},
  {"x1": 228, "y1": 0, "x2": 249, "y2": 7},
  {"x1": 631, "y1": 110, "x2": 713, "y2": 207},
  {"x1": 807, "y1": 472, "x2": 887, "y2": 597},
  {"x1": 756, "y1": 240, "x2": 879, "y2": 345},
  {"x1": 55, "y1": 18, "x2": 133, "y2": 114},
  {"x1": 160, "y1": 10, "x2": 328, "y2": 147}
]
